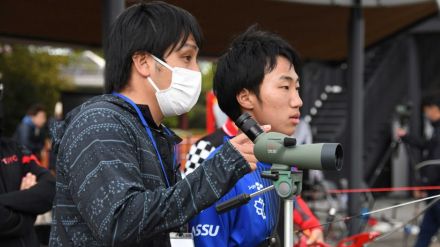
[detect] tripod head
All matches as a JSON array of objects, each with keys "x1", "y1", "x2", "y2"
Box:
[{"x1": 394, "y1": 103, "x2": 412, "y2": 127}]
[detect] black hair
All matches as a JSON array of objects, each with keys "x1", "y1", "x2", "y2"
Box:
[
  {"x1": 421, "y1": 90, "x2": 440, "y2": 108},
  {"x1": 27, "y1": 104, "x2": 46, "y2": 116},
  {"x1": 104, "y1": 1, "x2": 203, "y2": 93},
  {"x1": 213, "y1": 25, "x2": 301, "y2": 121}
]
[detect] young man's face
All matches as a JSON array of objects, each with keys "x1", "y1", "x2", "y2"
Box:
[
  {"x1": 248, "y1": 56, "x2": 302, "y2": 136},
  {"x1": 423, "y1": 105, "x2": 440, "y2": 122},
  {"x1": 32, "y1": 111, "x2": 47, "y2": 129},
  {"x1": 149, "y1": 34, "x2": 200, "y2": 90}
]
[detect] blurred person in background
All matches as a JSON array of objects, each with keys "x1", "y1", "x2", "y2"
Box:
[
  {"x1": 188, "y1": 26, "x2": 324, "y2": 247},
  {"x1": 13, "y1": 104, "x2": 47, "y2": 158},
  {"x1": 397, "y1": 91, "x2": 440, "y2": 247},
  {"x1": 0, "y1": 84, "x2": 55, "y2": 246}
]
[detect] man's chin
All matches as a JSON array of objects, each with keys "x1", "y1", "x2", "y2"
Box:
[{"x1": 284, "y1": 127, "x2": 296, "y2": 136}]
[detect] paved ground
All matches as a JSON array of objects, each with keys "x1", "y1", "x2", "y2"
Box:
[
  {"x1": 366, "y1": 196, "x2": 439, "y2": 247},
  {"x1": 309, "y1": 195, "x2": 440, "y2": 247}
]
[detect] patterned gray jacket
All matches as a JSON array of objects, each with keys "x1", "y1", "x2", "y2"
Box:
[{"x1": 49, "y1": 94, "x2": 250, "y2": 247}]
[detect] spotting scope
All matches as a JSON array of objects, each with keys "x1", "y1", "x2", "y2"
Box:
[{"x1": 236, "y1": 113, "x2": 343, "y2": 171}]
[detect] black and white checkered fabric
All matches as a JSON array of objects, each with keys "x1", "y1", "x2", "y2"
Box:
[{"x1": 184, "y1": 140, "x2": 216, "y2": 175}]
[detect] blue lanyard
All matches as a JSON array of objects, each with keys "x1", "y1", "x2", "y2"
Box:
[{"x1": 112, "y1": 92, "x2": 176, "y2": 188}]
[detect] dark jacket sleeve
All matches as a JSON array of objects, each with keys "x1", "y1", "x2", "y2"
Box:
[
  {"x1": 401, "y1": 133, "x2": 440, "y2": 185},
  {"x1": 0, "y1": 146, "x2": 55, "y2": 214},
  {"x1": 401, "y1": 134, "x2": 431, "y2": 150},
  {"x1": 15, "y1": 123, "x2": 33, "y2": 149},
  {"x1": 0, "y1": 204, "x2": 35, "y2": 237},
  {"x1": 61, "y1": 110, "x2": 251, "y2": 246}
]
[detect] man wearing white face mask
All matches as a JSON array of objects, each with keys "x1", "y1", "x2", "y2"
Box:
[
  {"x1": 146, "y1": 55, "x2": 202, "y2": 117},
  {"x1": 49, "y1": 2, "x2": 262, "y2": 247}
]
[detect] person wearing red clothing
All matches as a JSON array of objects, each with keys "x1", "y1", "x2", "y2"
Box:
[{"x1": 0, "y1": 84, "x2": 55, "y2": 247}]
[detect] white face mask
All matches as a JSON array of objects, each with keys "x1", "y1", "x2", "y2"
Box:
[{"x1": 147, "y1": 55, "x2": 202, "y2": 117}]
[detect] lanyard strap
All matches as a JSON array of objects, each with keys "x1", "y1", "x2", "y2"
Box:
[{"x1": 112, "y1": 92, "x2": 174, "y2": 188}]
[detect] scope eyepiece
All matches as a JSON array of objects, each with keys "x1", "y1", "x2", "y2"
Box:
[{"x1": 235, "y1": 113, "x2": 264, "y2": 142}]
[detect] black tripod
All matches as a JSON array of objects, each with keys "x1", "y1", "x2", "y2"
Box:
[{"x1": 368, "y1": 139, "x2": 401, "y2": 188}]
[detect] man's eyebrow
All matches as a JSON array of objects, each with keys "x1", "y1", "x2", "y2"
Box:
[
  {"x1": 279, "y1": 75, "x2": 300, "y2": 87},
  {"x1": 279, "y1": 75, "x2": 295, "y2": 82},
  {"x1": 181, "y1": 43, "x2": 199, "y2": 51}
]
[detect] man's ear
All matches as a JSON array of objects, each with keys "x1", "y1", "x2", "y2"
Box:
[
  {"x1": 132, "y1": 53, "x2": 151, "y2": 77},
  {"x1": 236, "y1": 89, "x2": 255, "y2": 110}
]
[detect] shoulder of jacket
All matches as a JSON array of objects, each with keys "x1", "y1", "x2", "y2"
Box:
[{"x1": 75, "y1": 100, "x2": 132, "y2": 124}]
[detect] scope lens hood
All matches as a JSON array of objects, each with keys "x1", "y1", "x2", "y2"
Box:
[{"x1": 321, "y1": 143, "x2": 343, "y2": 171}]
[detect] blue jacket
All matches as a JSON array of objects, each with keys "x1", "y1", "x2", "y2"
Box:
[
  {"x1": 13, "y1": 116, "x2": 45, "y2": 156},
  {"x1": 190, "y1": 140, "x2": 280, "y2": 247}
]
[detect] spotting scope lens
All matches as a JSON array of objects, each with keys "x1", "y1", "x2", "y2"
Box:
[{"x1": 235, "y1": 113, "x2": 264, "y2": 142}]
